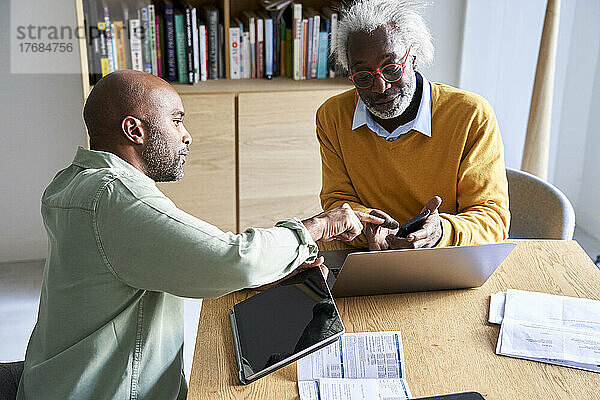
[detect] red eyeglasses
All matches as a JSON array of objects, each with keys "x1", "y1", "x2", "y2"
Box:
[{"x1": 349, "y1": 48, "x2": 411, "y2": 89}]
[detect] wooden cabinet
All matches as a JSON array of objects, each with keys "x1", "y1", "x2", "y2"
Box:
[
  {"x1": 157, "y1": 93, "x2": 236, "y2": 233},
  {"x1": 238, "y1": 89, "x2": 344, "y2": 228},
  {"x1": 162, "y1": 82, "x2": 350, "y2": 233}
]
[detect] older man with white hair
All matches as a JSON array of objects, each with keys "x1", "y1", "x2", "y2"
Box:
[{"x1": 317, "y1": 0, "x2": 510, "y2": 250}]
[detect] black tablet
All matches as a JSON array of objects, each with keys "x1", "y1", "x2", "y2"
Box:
[{"x1": 229, "y1": 268, "x2": 345, "y2": 384}]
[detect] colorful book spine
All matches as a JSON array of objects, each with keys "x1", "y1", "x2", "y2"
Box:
[
  {"x1": 247, "y1": 16, "x2": 256, "y2": 79},
  {"x1": 86, "y1": 0, "x2": 101, "y2": 83},
  {"x1": 229, "y1": 26, "x2": 241, "y2": 79},
  {"x1": 205, "y1": 7, "x2": 219, "y2": 80},
  {"x1": 265, "y1": 18, "x2": 273, "y2": 79},
  {"x1": 292, "y1": 3, "x2": 302, "y2": 80},
  {"x1": 140, "y1": 6, "x2": 152, "y2": 74},
  {"x1": 174, "y1": 13, "x2": 188, "y2": 83},
  {"x1": 191, "y1": 8, "x2": 200, "y2": 83},
  {"x1": 97, "y1": 22, "x2": 110, "y2": 76},
  {"x1": 219, "y1": 23, "x2": 225, "y2": 78},
  {"x1": 103, "y1": 7, "x2": 115, "y2": 72},
  {"x1": 110, "y1": 22, "x2": 119, "y2": 69},
  {"x1": 329, "y1": 12, "x2": 338, "y2": 78},
  {"x1": 115, "y1": 21, "x2": 127, "y2": 71},
  {"x1": 148, "y1": 5, "x2": 158, "y2": 76},
  {"x1": 280, "y1": 20, "x2": 286, "y2": 77},
  {"x1": 164, "y1": 3, "x2": 177, "y2": 81},
  {"x1": 242, "y1": 31, "x2": 251, "y2": 79},
  {"x1": 256, "y1": 18, "x2": 264, "y2": 79},
  {"x1": 269, "y1": 10, "x2": 280, "y2": 77},
  {"x1": 184, "y1": 7, "x2": 194, "y2": 84},
  {"x1": 286, "y1": 27, "x2": 292, "y2": 78},
  {"x1": 317, "y1": 31, "x2": 328, "y2": 79},
  {"x1": 301, "y1": 19, "x2": 308, "y2": 80},
  {"x1": 306, "y1": 17, "x2": 313, "y2": 80},
  {"x1": 199, "y1": 24, "x2": 208, "y2": 81},
  {"x1": 311, "y1": 15, "x2": 320, "y2": 79},
  {"x1": 129, "y1": 19, "x2": 143, "y2": 71},
  {"x1": 155, "y1": 16, "x2": 163, "y2": 78}
]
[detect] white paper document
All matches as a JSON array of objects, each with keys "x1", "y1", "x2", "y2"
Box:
[
  {"x1": 491, "y1": 289, "x2": 600, "y2": 372},
  {"x1": 297, "y1": 331, "x2": 411, "y2": 400}
]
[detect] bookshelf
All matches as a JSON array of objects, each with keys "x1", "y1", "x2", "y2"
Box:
[{"x1": 74, "y1": 0, "x2": 352, "y2": 233}]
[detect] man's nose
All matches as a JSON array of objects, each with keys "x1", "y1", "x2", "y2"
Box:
[
  {"x1": 371, "y1": 73, "x2": 390, "y2": 94},
  {"x1": 182, "y1": 126, "x2": 192, "y2": 145}
]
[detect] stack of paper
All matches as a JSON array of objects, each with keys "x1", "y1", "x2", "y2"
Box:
[
  {"x1": 297, "y1": 331, "x2": 411, "y2": 400},
  {"x1": 489, "y1": 289, "x2": 600, "y2": 372}
]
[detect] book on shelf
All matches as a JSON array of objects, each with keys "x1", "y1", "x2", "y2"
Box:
[
  {"x1": 228, "y1": 24, "x2": 241, "y2": 79},
  {"x1": 174, "y1": 12, "x2": 187, "y2": 83},
  {"x1": 164, "y1": 2, "x2": 177, "y2": 81},
  {"x1": 292, "y1": 3, "x2": 302, "y2": 80},
  {"x1": 184, "y1": 6, "x2": 194, "y2": 83},
  {"x1": 191, "y1": 7, "x2": 200, "y2": 83},
  {"x1": 264, "y1": 16, "x2": 274, "y2": 79},
  {"x1": 140, "y1": 6, "x2": 152, "y2": 74},
  {"x1": 155, "y1": 14, "x2": 163, "y2": 77},
  {"x1": 148, "y1": 5, "x2": 158, "y2": 75},
  {"x1": 129, "y1": 18, "x2": 143, "y2": 71},
  {"x1": 204, "y1": 6, "x2": 219, "y2": 80},
  {"x1": 82, "y1": 1, "x2": 340, "y2": 86},
  {"x1": 198, "y1": 22, "x2": 208, "y2": 81}
]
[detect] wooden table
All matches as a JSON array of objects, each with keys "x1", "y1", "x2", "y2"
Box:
[{"x1": 187, "y1": 240, "x2": 600, "y2": 399}]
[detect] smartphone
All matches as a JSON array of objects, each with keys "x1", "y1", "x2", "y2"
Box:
[{"x1": 395, "y1": 209, "x2": 431, "y2": 238}]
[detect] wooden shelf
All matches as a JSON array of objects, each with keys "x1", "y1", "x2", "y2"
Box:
[
  {"x1": 171, "y1": 77, "x2": 351, "y2": 94},
  {"x1": 85, "y1": 77, "x2": 352, "y2": 98}
]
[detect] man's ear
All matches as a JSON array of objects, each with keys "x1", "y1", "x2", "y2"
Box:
[{"x1": 122, "y1": 116, "x2": 145, "y2": 145}]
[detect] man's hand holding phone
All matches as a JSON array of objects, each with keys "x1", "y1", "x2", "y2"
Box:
[{"x1": 366, "y1": 196, "x2": 443, "y2": 250}]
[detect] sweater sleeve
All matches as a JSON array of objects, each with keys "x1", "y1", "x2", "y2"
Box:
[
  {"x1": 316, "y1": 105, "x2": 372, "y2": 248},
  {"x1": 436, "y1": 103, "x2": 510, "y2": 246},
  {"x1": 317, "y1": 106, "x2": 372, "y2": 216}
]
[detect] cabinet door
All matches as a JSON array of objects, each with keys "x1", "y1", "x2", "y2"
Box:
[
  {"x1": 238, "y1": 89, "x2": 345, "y2": 229},
  {"x1": 158, "y1": 93, "x2": 236, "y2": 233}
]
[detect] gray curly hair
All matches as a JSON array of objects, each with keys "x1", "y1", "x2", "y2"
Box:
[{"x1": 334, "y1": 0, "x2": 434, "y2": 72}]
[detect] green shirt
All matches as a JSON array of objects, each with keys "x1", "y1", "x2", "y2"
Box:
[{"x1": 17, "y1": 147, "x2": 318, "y2": 400}]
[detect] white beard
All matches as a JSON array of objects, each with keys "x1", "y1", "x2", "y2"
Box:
[{"x1": 363, "y1": 71, "x2": 418, "y2": 120}]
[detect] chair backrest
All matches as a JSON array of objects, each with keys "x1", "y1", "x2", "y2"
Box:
[{"x1": 506, "y1": 167, "x2": 575, "y2": 240}]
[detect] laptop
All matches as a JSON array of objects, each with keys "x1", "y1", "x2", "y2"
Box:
[{"x1": 321, "y1": 243, "x2": 516, "y2": 297}]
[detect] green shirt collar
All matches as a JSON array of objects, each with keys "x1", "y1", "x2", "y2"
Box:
[{"x1": 72, "y1": 146, "x2": 155, "y2": 186}]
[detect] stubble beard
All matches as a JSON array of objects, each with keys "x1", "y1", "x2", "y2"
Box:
[{"x1": 141, "y1": 123, "x2": 185, "y2": 182}]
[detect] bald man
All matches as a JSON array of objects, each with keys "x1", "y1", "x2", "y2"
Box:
[{"x1": 17, "y1": 70, "x2": 383, "y2": 400}]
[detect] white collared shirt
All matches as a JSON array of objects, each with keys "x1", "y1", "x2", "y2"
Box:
[{"x1": 352, "y1": 72, "x2": 432, "y2": 141}]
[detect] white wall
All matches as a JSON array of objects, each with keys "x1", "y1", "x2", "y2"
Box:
[
  {"x1": 459, "y1": 0, "x2": 547, "y2": 170},
  {"x1": 551, "y1": 0, "x2": 600, "y2": 240},
  {"x1": 420, "y1": 0, "x2": 466, "y2": 86},
  {"x1": 0, "y1": 0, "x2": 86, "y2": 262}
]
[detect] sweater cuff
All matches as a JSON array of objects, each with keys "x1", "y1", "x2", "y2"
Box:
[
  {"x1": 275, "y1": 218, "x2": 319, "y2": 263},
  {"x1": 435, "y1": 216, "x2": 455, "y2": 247}
]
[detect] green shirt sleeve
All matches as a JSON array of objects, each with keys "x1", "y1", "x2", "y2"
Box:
[{"x1": 94, "y1": 177, "x2": 318, "y2": 299}]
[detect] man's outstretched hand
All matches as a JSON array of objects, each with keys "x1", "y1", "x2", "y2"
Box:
[{"x1": 302, "y1": 203, "x2": 385, "y2": 242}]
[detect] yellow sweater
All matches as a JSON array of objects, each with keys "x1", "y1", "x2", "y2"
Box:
[{"x1": 316, "y1": 84, "x2": 509, "y2": 247}]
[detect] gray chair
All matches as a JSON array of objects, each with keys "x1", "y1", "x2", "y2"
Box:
[
  {"x1": 0, "y1": 361, "x2": 23, "y2": 400},
  {"x1": 506, "y1": 167, "x2": 575, "y2": 240}
]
